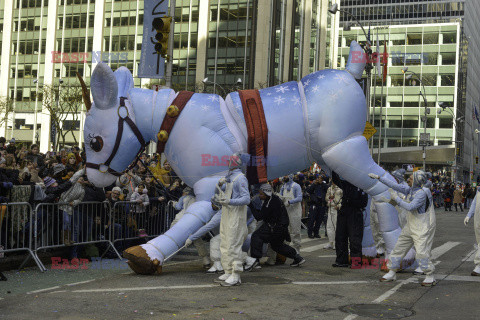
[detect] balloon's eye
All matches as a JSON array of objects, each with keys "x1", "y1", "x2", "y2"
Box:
[{"x1": 90, "y1": 136, "x2": 103, "y2": 152}]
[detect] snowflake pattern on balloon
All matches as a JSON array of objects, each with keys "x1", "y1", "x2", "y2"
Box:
[
  {"x1": 291, "y1": 96, "x2": 301, "y2": 106},
  {"x1": 274, "y1": 96, "x2": 286, "y2": 105},
  {"x1": 275, "y1": 85, "x2": 290, "y2": 94},
  {"x1": 207, "y1": 95, "x2": 220, "y2": 102},
  {"x1": 334, "y1": 73, "x2": 350, "y2": 85}
]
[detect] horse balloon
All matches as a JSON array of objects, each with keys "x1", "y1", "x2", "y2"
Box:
[{"x1": 82, "y1": 41, "x2": 410, "y2": 274}]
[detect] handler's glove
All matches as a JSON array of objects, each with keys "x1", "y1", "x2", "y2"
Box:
[
  {"x1": 368, "y1": 173, "x2": 380, "y2": 180},
  {"x1": 464, "y1": 216, "x2": 470, "y2": 226},
  {"x1": 388, "y1": 188, "x2": 397, "y2": 201},
  {"x1": 185, "y1": 238, "x2": 193, "y2": 247},
  {"x1": 218, "y1": 178, "x2": 226, "y2": 187},
  {"x1": 218, "y1": 197, "x2": 230, "y2": 206}
]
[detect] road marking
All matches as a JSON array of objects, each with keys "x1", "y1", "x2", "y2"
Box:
[
  {"x1": 435, "y1": 274, "x2": 480, "y2": 283},
  {"x1": 342, "y1": 241, "x2": 460, "y2": 320},
  {"x1": 302, "y1": 243, "x2": 328, "y2": 253},
  {"x1": 66, "y1": 279, "x2": 95, "y2": 286},
  {"x1": 27, "y1": 286, "x2": 61, "y2": 294},
  {"x1": 462, "y1": 247, "x2": 477, "y2": 262},
  {"x1": 292, "y1": 281, "x2": 369, "y2": 285},
  {"x1": 49, "y1": 290, "x2": 67, "y2": 294},
  {"x1": 372, "y1": 277, "x2": 416, "y2": 303},
  {"x1": 431, "y1": 241, "x2": 461, "y2": 260},
  {"x1": 300, "y1": 237, "x2": 317, "y2": 244},
  {"x1": 164, "y1": 259, "x2": 202, "y2": 267},
  {"x1": 72, "y1": 284, "x2": 216, "y2": 293},
  {"x1": 317, "y1": 255, "x2": 337, "y2": 258}
]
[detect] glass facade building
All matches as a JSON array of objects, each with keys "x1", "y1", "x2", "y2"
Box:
[
  {"x1": 336, "y1": 0, "x2": 480, "y2": 182},
  {"x1": 340, "y1": 0, "x2": 465, "y2": 26}
]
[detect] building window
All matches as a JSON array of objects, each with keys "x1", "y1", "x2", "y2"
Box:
[
  {"x1": 403, "y1": 118, "x2": 419, "y2": 128},
  {"x1": 439, "y1": 117, "x2": 453, "y2": 128},
  {"x1": 63, "y1": 120, "x2": 80, "y2": 131},
  {"x1": 441, "y1": 74, "x2": 455, "y2": 86},
  {"x1": 442, "y1": 32, "x2": 456, "y2": 44}
]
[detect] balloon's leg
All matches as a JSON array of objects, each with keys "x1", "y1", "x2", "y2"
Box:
[{"x1": 320, "y1": 135, "x2": 402, "y2": 257}]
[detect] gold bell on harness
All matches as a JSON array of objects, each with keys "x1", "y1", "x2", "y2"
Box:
[
  {"x1": 167, "y1": 105, "x2": 179, "y2": 117},
  {"x1": 157, "y1": 130, "x2": 168, "y2": 142}
]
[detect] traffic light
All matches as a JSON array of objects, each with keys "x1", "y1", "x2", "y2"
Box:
[
  {"x1": 152, "y1": 16, "x2": 172, "y2": 58},
  {"x1": 476, "y1": 156, "x2": 478, "y2": 164}
]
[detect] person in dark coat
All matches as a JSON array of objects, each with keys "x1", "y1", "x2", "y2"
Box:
[
  {"x1": 305, "y1": 176, "x2": 329, "y2": 238},
  {"x1": 246, "y1": 184, "x2": 305, "y2": 270},
  {"x1": 331, "y1": 171, "x2": 368, "y2": 268}
]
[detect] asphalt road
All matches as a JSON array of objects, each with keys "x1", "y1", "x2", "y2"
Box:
[{"x1": 1, "y1": 207, "x2": 479, "y2": 320}]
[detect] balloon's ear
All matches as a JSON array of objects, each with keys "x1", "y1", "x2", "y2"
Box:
[
  {"x1": 90, "y1": 63, "x2": 118, "y2": 110},
  {"x1": 114, "y1": 66, "x2": 134, "y2": 97}
]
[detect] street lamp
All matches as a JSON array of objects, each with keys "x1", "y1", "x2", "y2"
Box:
[
  {"x1": 202, "y1": 77, "x2": 226, "y2": 97},
  {"x1": 402, "y1": 67, "x2": 429, "y2": 170},
  {"x1": 438, "y1": 101, "x2": 468, "y2": 182}
]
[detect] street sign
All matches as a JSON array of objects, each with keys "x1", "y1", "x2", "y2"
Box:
[
  {"x1": 363, "y1": 121, "x2": 377, "y2": 140},
  {"x1": 420, "y1": 133, "x2": 430, "y2": 141}
]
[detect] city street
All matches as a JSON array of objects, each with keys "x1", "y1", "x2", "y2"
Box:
[{"x1": 1, "y1": 207, "x2": 478, "y2": 320}]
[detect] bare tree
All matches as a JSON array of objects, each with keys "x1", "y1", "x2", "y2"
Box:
[
  {"x1": 41, "y1": 81, "x2": 83, "y2": 150},
  {"x1": 0, "y1": 96, "x2": 14, "y2": 129}
]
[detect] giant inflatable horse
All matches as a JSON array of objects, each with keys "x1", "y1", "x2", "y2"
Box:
[{"x1": 82, "y1": 41, "x2": 409, "y2": 274}]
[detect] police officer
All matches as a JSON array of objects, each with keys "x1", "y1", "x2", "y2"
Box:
[
  {"x1": 331, "y1": 171, "x2": 368, "y2": 268},
  {"x1": 305, "y1": 175, "x2": 329, "y2": 238}
]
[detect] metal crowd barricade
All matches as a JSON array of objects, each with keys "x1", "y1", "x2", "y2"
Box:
[
  {"x1": 34, "y1": 201, "x2": 122, "y2": 271},
  {"x1": 0, "y1": 202, "x2": 44, "y2": 271},
  {"x1": 111, "y1": 200, "x2": 176, "y2": 248}
]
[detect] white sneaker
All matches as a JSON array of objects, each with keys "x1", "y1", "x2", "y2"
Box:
[
  {"x1": 206, "y1": 265, "x2": 218, "y2": 274},
  {"x1": 214, "y1": 273, "x2": 230, "y2": 283},
  {"x1": 323, "y1": 243, "x2": 333, "y2": 249},
  {"x1": 414, "y1": 266, "x2": 424, "y2": 275},
  {"x1": 244, "y1": 256, "x2": 257, "y2": 270},
  {"x1": 421, "y1": 275, "x2": 436, "y2": 286},
  {"x1": 472, "y1": 265, "x2": 480, "y2": 276},
  {"x1": 220, "y1": 273, "x2": 241, "y2": 286},
  {"x1": 380, "y1": 270, "x2": 396, "y2": 282},
  {"x1": 214, "y1": 261, "x2": 224, "y2": 272},
  {"x1": 206, "y1": 261, "x2": 223, "y2": 274}
]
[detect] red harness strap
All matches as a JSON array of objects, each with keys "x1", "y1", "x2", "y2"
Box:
[
  {"x1": 238, "y1": 89, "x2": 268, "y2": 184},
  {"x1": 156, "y1": 91, "x2": 194, "y2": 154}
]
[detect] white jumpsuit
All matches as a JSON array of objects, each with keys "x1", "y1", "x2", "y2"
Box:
[
  {"x1": 219, "y1": 169, "x2": 250, "y2": 274},
  {"x1": 387, "y1": 186, "x2": 436, "y2": 275},
  {"x1": 326, "y1": 185, "x2": 342, "y2": 249},
  {"x1": 280, "y1": 181, "x2": 303, "y2": 253},
  {"x1": 465, "y1": 188, "x2": 480, "y2": 267}
]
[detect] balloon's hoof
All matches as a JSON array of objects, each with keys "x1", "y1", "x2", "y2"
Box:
[{"x1": 123, "y1": 246, "x2": 162, "y2": 275}]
